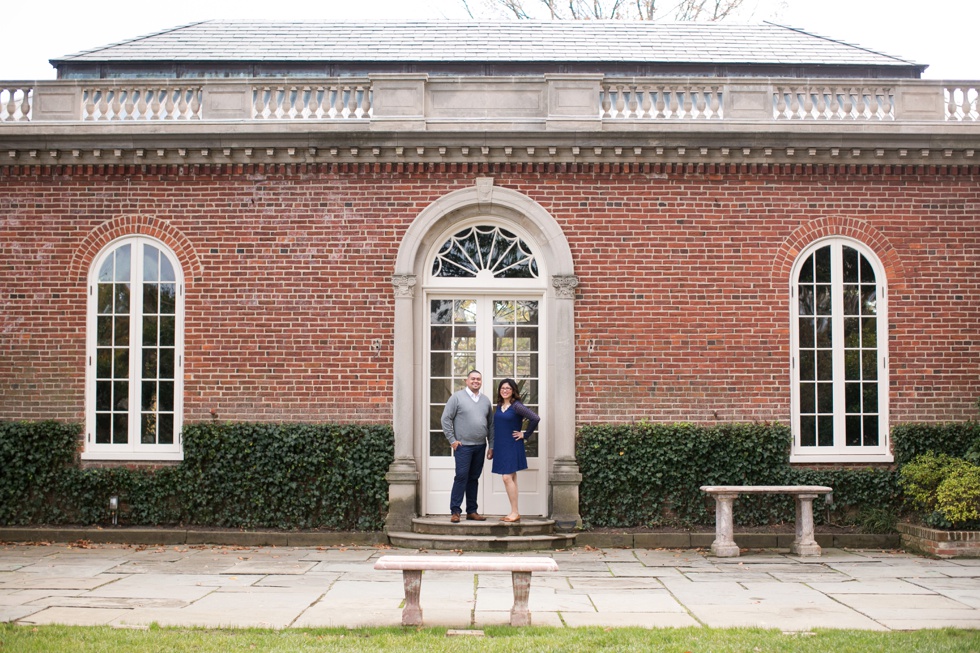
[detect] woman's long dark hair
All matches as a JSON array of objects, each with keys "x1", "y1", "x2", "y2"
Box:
[{"x1": 495, "y1": 378, "x2": 522, "y2": 406}]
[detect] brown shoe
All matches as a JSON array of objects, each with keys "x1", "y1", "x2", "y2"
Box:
[
  {"x1": 466, "y1": 513, "x2": 487, "y2": 521},
  {"x1": 450, "y1": 513, "x2": 461, "y2": 523}
]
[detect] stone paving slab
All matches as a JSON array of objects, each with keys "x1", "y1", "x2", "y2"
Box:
[{"x1": 0, "y1": 543, "x2": 978, "y2": 631}]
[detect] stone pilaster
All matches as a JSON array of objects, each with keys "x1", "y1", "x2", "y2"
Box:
[
  {"x1": 550, "y1": 274, "x2": 582, "y2": 530},
  {"x1": 386, "y1": 274, "x2": 419, "y2": 533}
]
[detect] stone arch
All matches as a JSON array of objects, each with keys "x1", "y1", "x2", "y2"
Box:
[
  {"x1": 386, "y1": 179, "x2": 581, "y2": 532},
  {"x1": 772, "y1": 215, "x2": 905, "y2": 292},
  {"x1": 70, "y1": 215, "x2": 203, "y2": 285}
]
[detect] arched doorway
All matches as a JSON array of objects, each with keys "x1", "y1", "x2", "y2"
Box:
[{"x1": 386, "y1": 179, "x2": 581, "y2": 530}]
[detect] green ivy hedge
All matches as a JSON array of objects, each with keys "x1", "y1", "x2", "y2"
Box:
[
  {"x1": 0, "y1": 420, "x2": 393, "y2": 531},
  {"x1": 576, "y1": 422, "x2": 901, "y2": 528},
  {"x1": 891, "y1": 422, "x2": 980, "y2": 465}
]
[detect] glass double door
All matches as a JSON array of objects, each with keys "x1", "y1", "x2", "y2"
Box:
[{"x1": 425, "y1": 296, "x2": 545, "y2": 516}]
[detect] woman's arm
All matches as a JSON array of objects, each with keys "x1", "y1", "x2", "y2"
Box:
[{"x1": 512, "y1": 401, "x2": 541, "y2": 439}]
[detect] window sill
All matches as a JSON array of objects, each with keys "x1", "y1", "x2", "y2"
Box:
[
  {"x1": 790, "y1": 452, "x2": 893, "y2": 464},
  {"x1": 81, "y1": 451, "x2": 183, "y2": 462}
]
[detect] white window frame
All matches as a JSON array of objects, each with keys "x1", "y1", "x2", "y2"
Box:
[
  {"x1": 789, "y1": 237, "x2": 891, "y2": 463},
  {"x1": 83, "y1": 236, "x2": 184, "y2": 461}
]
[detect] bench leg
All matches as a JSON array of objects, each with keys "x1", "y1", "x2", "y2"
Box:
[
  {"x1": 710, "y1": 494, "x2": 741, "y2": 557},
  {"x1": 401, "y1": 569, "x2": 423, "y2": 626},
  {"x1": 791, "y1": 494, "x2": 822, "y2": 557},
  {"x1": 510, "y1": 571, "x2": 532, "y2": 626}
]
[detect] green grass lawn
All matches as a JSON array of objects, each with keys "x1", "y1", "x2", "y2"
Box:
[{"x1": 2, "y1": 624, "x2": 979, "y2": 653}]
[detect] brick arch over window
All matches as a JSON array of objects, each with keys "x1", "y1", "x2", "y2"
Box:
[
  {"x1": 772, "y1": 216, "x2": 905, "y2": 293},
  {"x1": 70, "y1": 215, "x2": 203, "y2": 285},
  {"x1": 385, "y1": 179, "x2": 581, "y2": 531}
]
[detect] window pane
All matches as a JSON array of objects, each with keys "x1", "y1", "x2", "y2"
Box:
[
  {"x1": 141, "y1": 413, "x2": 157, "y2": 444},
  {"x1": 143, "y1": 284, "x2": 159, "y2": 314},
  {"x1": 114, "y1": 245, "x2": 131, "y2": 282},
  {"x1": 160, "y1": 284, "x2": 176, "y2": 315},
  {"x1": 862, "y1": 317, "x2": 877, "y2": 348},
  {"x1": 816, "y1": 317, "x2": 832, "y2": 347},
  {"x1": 452, "y1": 354, "x2": 476, "y2": 376},
  {"x1": 160, "y1": 255, "x2": 176, "y2": 283},
  {"x1": 430, "y1": 352, "x2": 452, "y2": 377},
  {"x1": 97, "y1": 347, "x2": 112, "y2": 375},
  {"x1": 800, "y1": 416, "x2": 816, "y2": 447},
  {"x1": 798, "y1": 318, "x2": 815, "y2": 349},
  {"x1": 844, "y1": 317, "x2": 859, "y2": 347},
  {"x1": 863, "y1": 351, "x2": 878, "y2": 381},
  {"x1": 516, "y1": 301, "x2": 538, "y2": 325},
  {"x1": 159, "y1": 349, "x2": 175, "y2": 378},
  {"x1": 846, "y1": 415, "x2": 862, "y2": 446},
  {"x1": 817, "y1": 382, "x2": 833, "y2": 413},
  {"x1": 112, "y1": 413, "x2": 128, "y2": 444},
  {"x1": 430, "y1": 433, "x2": 452, "y2": 456},
  {"x1": 845, "y1": 382, "x2": 861, "y2": 413},
  {"x1": 159, "y1": 381, "x2": 174, "y2": 411},
  {"x1": 143, "y1": 245, "x2": 159, "y2": 282},
  {"x1": 814, "y1": 246, "x2": 831, "y2": 282},
  {"x1": 860, "y1": 253, "x2": 875, "y2": 283},
  {"x1": 98, "y1": 284, "x2": 113, "y2": 314},
  {"x1": 494, "y1": 301, "x2": 515, "y2": 324},
  {"x1": 817, "y1": 416, "x2": 834, "y2": 446},
  {"x1": 843, "y1": 285, "x2": 860, "y2": 316},
  {"x1": 454, "y1": 300, "x2": 476, "y2": 324},
  {"x1": 430, "y1": 326, "x2": 452, "y2": 350},
  {"x1": 453, "y1": 326, "x2": 476, "y2": 351},
  {"x1": 113, "y1": 380, "x2": 128, "y2": 410},
  {"x1": 845, "y1": 350, "x2": 860, "y2": 381},
  {"x1": 800, "y1": 350, "x2": 815, "y2": 380},
  {"x1": 158, "y1": 414, "x2": 174, "y2": 445},
  {"x1": 800, "y1": 382, "x2": 815, "y2": 413},
  {"x1": 113, "y1": 349, "x2": 129, "y2": 378},
  {"x1": 429, "y1": 405, "x2": 443, "y2": 431},
  {"x1": 798, "y1": 287, "x2": 814, "y2": 316},
  {"x1": 98, "y1": 257, "x2": 114, "y2": 283},
  {"x1": 430, "y1": 300, "x2": 453, "y2": 324},
  {"x1": 798, "y1": 254, "x2": 814, "y2": 283},
  {"x1": 816, "y1": 285, "x2": 832, "y2": 315},
  {"x1": 114, "y1": 316, "x2": 130, "y2": 347},
  {"x1": 817, "y1": 350, "x2": 833, "y2": 380},
  {"x1": 861, "y1": 286, "x2": 877, "y2": 315},
  {"x1": 863, "y1": 383, "x2": 878, "y2": 413},
  {"x1": 96, "y1": 414, "x2": 112, "y2": 444},
  {"x1": 143, "y1": 317, "x2": 158, "y2": 346},
  {"x1": 429, "y1": 378, "x2": 453, "y2": 404},
  {"x1": 114, "y1": 283, "x2": 130, "y2": 313},
  {"x1": 495, "y1": 354, "x2": 515, "y2": 377},
  {"x1": 159, "y1": 316, "x2": 176, "y2": 347},
  {"x1": 97, "y1": 316, "x2": 113, "y2": 346},
  {"x1": 141, "y1": 380, "x2": 158, "y2": 411},
  {"x1": 842, "y1": 246, "x2": 859, "y2": 283},
  {"x1": 142, "y1": 348, "x2": 158, "y2": 378},
  {"x1": 96, "y1": 381, "x2": 112, "y2": 411},
  {"x1": 863, "y1": 416, "x2": 879, "y2": 446}
]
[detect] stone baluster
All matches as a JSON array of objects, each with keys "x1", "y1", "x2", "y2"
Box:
[
  {"x1": 600, "y1": 84, "x2": 612, "y2": 118},
  {"x1": 97, "y1": 88, "x2": 110, "y2": 120},
  {"x1": 190, "y1": 88, "x2": 201, "y2": 120},
  {"x1": 802, "y1": 89, "x2": 814, "y2": 118},
  {"x1": 815, "y1": 89, "x2": 827, "y2": 119},
  {"x1": 868, "y1": 88, "x2": 880, "y2": 120},
  {"x1": 668, "y1": 89, "x2": 680, "y2": 118},
  {"x1": 627, "y1": 84, "x2": 639, "y2": 118},
  {"x1": 613, "y1": 84, "x2": 625, "y2": 118},
  {"x1": 304, "y1": 86, "x2": 317, "y2": 119},
  {"x1": 829, "y1": 89, "x2": 841, "y2": 119},
  {"x1": 774, "y1": 88, "x2": 787, "y2": 119},
  {"x1": 843, "y1": 88, "x2": 855, "y2": 119},
  {"x1": 710, "y1": 86, "x2": 721, "y2": 118},
  {"x1": 136, "y1": 88, "x2": 148, "y2": 120},
  {"x1": 346, "y1": 85, "x2": 358, "y2": 118},
  {"x1": 640, "y1": 87, "x2": 653, "y2": 118},
  {"x1": 162, "y1": 87, "x2": 174, "y2": 120},
  {"x1": 176, "y1": 87, "x2": 189, "y2": 119},
  {"x1": 655, "y1": 86, "x2": 666, "y2": 118},
  {"x1": 108, "y1": 89, "x2": 120, "y2": 120},
  {"x1": 880, "y1": 89, "x2": 893, "y2": 120},
  {"x1": 82, "y1": 89, "x2": 95, "y2": 121},
  {"x1": 694, "y1": 89, "x2": 707, "y2": 119},
  {"x1": 947, "y1": 87, "x2": 961, "y2": 120},
  {"x1": 682, "y1": 87, "x2": 694, "y2": 118},
  {"x1": 360, "y1": 85, "x2": 372, "y2": 118},
  {"x1": 789, "y1": 88, "x2": 801, "y2": 119},
  {"x1": 149, "y1": 87, "x2": 162, "y2": 120},
  {"x1": 334, "y1": 85, "x2": 345, "y2": 119}
]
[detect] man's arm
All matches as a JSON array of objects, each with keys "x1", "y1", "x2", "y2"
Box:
[{"x1": 441, "y1": 393, "x2": 458, "y2": 444}]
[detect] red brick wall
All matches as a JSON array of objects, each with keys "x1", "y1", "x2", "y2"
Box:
[{"x1": 1, "y1": 162, "x2": 978, "y2": 426}]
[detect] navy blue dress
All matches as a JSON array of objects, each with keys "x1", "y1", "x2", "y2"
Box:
[{"x1": 491, "y1": 401, "x2": 540, "y2": 475}]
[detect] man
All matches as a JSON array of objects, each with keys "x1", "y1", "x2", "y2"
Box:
[{"x1": 441, "y1": 370, "x2": 494, "y2": 523}]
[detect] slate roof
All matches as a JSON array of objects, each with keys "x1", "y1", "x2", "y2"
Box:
[{"x1": 53, "y1": 20, "x2": 919, "y2": 68}]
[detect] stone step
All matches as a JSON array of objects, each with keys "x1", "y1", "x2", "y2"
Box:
[
  {"x1": 411, "y1": 515, "x2": 558, "y2": 537},
  {"x1": 387, "y1": 530, "x2": 576, "y2": 552}
]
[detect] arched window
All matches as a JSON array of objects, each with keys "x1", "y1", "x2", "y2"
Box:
[
  {"x1": 790, "y1": 238, "x2": 890, "y2": 462},
  {"x1": 85, "y1": 237, "x2": 184, "y2": 460},
  {"x1": 432, "y1": 225, "x2": 538, "y2": 280}
]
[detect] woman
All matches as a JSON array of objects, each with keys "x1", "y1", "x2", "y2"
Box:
[{"x1": 491, "y1": 378, "x2": 540, "y2": 523}]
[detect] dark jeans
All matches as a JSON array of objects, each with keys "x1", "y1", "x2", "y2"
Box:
[{"x1": 450, "y1": 443, "x2": 486, "y2": 515}]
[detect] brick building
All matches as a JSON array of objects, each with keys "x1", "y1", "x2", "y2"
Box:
[{"x1": 1, "y1": 21, "x2": 978, "y2": 530}]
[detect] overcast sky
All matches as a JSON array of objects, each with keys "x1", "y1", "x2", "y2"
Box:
[{"x1": 4, "y1": 0, "x2": 978, "y2": 80}]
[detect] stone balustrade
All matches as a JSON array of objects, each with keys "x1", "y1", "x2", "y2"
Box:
[{"x1": 1, "y1": 76, "x2": 978, "y2": 125}]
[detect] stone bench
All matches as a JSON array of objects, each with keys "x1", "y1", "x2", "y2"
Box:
[
  {"x1": 700, "y1": 485, "x2": 833, "y2": 558},
  {"x1": 374, "y1": 554, "x2": 558, "y2": 626}
]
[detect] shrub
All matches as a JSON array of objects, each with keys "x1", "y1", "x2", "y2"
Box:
[
  {"x1": 892, "y1": 422, "x2": 980, "y2": 466},
  {"x1": 899, "y1": 452, "x2": 972, "y2": 512},
  {"x1": 936, "y1": 466, "x2": 980, "y2": 526}
]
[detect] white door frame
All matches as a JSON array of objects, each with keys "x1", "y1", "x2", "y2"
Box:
[{"x1": 386, "y1": 178, "x2": 582, "y2": 531}]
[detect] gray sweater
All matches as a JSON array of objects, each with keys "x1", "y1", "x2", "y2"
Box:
[{"x1": 441, "y1": 389, "x2": 494, "y2": 449}]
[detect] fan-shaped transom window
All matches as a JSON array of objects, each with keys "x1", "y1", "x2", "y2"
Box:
[{"x1": 432, "y1": 225, "x2": 538, "y2": 280}]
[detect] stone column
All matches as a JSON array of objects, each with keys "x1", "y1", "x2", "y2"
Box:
[
  {"x1": 385, "y1": 274, "x2": 419, "y2": 533},
  {"x1": 510, "y1": 571, "x2": 533, "y2": 626},
  {"x1": 710, "y1": 493, "x2": 741, "y2": 557},
  {"x1": 550, "y1": 275, "x2": 582, "y2": 530},
  {"x1": 791, "y1": 493, "x2": 822, "y2": 557}
]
